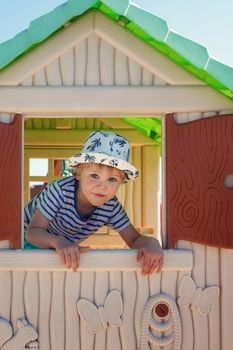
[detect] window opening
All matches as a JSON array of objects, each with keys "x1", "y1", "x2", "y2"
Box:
[{"x1": 24, "y1": 116, "x2": 162, "y2": 249}]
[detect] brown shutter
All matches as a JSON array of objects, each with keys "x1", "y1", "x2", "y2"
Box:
[
  {"x1": 166, "y1": 113, "x2": 233, "y2": 249},
  {"x1": 0, "y1": 114, "x2": 22, "y2": 248}
]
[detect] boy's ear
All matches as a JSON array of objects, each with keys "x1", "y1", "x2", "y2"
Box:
[{"x1": 75, "y1": 164, "x2": 82, "y2": 180}]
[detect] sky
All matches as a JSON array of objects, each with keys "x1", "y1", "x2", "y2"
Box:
[{"x1": 0, "y1": 0, "x2": 232, "y2": 68}]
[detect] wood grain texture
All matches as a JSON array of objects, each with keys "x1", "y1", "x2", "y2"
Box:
[
  {"x1": 0, "y1": 114, "x2": 22, "y2": 248},
  {"x1": 50, "y1": 272, "x2": 65, "y2": 350},
  {"x1": 0, "y1": 249, "x2": 193, "y2": 272},
  {"x1": 120, "y1": 272, "x2": 137, "y2": 349},
  {"x1": 1, "y1": 86, "x2": 232, "y2": 115},
  {"x1": 108, "y1": 272, "x2": 122, "y2": 350},
  {"x1": 11, "y1": 272, "x2": 25, "y2": 332},
  {"x1": 38, "y1": 272, "x2": 52, "y2": 350},
  {"x1": 166, "y1": 113, "x2": 233, "y2": 248},
  {"x1": 206, "y1": 246, "x2": 221, "y2": 350},
  {"x1": 191, "y1": 244, "x2": 208, "y2": 350},
  {"x1": 24, "y1": 272, "x2": 39, "y2": 328},
  {"x1": 65, "y1": 272, "x2": 81, "y2": 350}
]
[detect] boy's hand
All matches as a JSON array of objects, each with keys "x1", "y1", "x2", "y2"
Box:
[
  {"x1": 54, "y1": 237, "x2": 90, "y2": 272},
  {"x1": 136, "y1": 238, "x2": 163, "y2": 275},
  {"x1": 119, "y1": 224, "x2": 163, "y2": 275}
]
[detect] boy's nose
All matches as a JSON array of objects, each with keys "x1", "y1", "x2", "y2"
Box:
[{"x1": 98, "y1": 180, "x2": 107, "y2": 189}]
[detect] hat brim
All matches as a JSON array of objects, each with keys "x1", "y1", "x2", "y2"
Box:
[{"x1": 66, "y1": 152, "x2": 139, "y2": 182}]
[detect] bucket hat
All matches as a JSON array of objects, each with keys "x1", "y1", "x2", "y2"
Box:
[{"x1": 66, "y1": 131, "x2": 139, "y2": 182}]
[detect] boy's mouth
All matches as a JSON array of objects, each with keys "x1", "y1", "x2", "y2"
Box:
[{"x1": 93, "y1": 193, "x2": 106, "y2": 198}]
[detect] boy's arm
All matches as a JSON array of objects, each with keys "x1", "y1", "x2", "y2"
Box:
[
  {"x1": 26, "y1": 208, "x2": 89, "y2": 271},
  {"x1": 26, "y1": 208, "x2": 58, "y2": 248},
  {"x1": 119, "y1": 224, "x2": 163, "y2": 275}
]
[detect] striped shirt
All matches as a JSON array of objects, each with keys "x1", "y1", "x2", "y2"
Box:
[{"x1": 24, "y1": 176, "x2": 131, "y2": 243}]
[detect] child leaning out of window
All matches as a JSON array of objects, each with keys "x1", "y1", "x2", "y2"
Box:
[{"x1": 24, "y1": 131, "x2": 163, "y2": 274}]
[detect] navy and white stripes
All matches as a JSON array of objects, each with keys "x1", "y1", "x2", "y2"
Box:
[{"x1": 24, "y1": 176, "x2": 130, "y2": 243}]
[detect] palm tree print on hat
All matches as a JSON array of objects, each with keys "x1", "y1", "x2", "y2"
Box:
[
  {"x1": 109, "y1": 159, "x2": 119, "y2": 167},
  {"x1": 86, "y1": 138, "x2": 102, "y2": 152},
  {"x1": 84, "y1": 154, "x2": 96, "y2": 162},
  {"x1": 109, "y1": 137, "x2": 127, "y2": 154},
  {"x1": 124, "y1": 169, "x2": 139, "y2": 180},
  {"x1": 113, "y1": 137, "x2": 127, "y2": 147},
  {"x1": 99, "y1": 131, "x2": 109, "y2": 137}
]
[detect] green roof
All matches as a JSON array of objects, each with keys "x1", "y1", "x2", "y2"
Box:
[{"x1": 0, "y1": 0, "x2": 232, "y2": 99}]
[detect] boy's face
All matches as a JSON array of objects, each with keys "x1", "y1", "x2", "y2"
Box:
[{"x1": 76, "y1": 163, "x2": 124, "y2": 207}]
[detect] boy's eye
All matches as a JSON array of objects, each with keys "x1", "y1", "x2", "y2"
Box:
[
  {"x1": 90, "y1": 173, "x2": 99, "y2": 179},
  {"x1": 108, "y1": 177, "x2": 117, "y2": 182}
]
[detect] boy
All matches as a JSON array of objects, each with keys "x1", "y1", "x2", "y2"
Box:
[{"x1": 25, "y1": 131, "x2": 163, "y2": 274}]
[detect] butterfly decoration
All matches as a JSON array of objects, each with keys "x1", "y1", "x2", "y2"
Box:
[
  {"x1": 178, "y1": 275, "x2": 220, "y2": 315},
  {"x1": 77, "y1": 290, "x2": 123, "y2": 334}
]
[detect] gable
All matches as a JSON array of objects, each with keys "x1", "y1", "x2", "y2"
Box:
[
  {"x1": 0, "y1": 11, "x2": 202, "y2": 87},
  {"x1": 0, "y1": 1, "x2": 232, "y2": 99}
]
